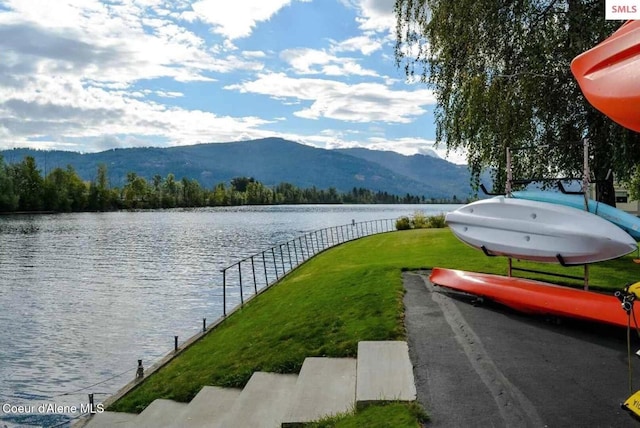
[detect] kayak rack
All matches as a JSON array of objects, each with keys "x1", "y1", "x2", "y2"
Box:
[
  {"x1": 507, "y1": 260, "x2": 588, "y2": 283},
  {"x1": 480, "y1": 178, "x2": 580, "y2": 196},
  {"x1": 504, "y1": 139, "x2": 591, "y2": 290}
]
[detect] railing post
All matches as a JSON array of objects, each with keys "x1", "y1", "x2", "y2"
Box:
[
  {"x1": 272, "y1": 247, "x2": 279, "y2": 280},
  {"x1": 251, "y1": 256, "x2": 257, "y2": 294},
  {"x1": 222, "y1": 268, "x2": 227, "y2": 317},
  {"x1": 174, "y1": 335, "x2": 179, "y2": 352},
  {"x1": 298, "y1": 237, "x2": 305, "y2": 261},
  {"x1": 279, "y1": 244, "x2": 286, "y2": 274},
  {"x1": 305, "y1": 234, "x2": 311, "y2": 256},
  {"x1": 286, "y1": 241, "x2": 293, "y2": 269},
  {"x1": 203, "y1": 318, "x2": 206, "y2": 332},
  {"x1": 136, "y1": 359, "x2": 144, "y2": 379},
  {"x1": 293, "y1": 239, "x2": 300, "y2": 265},
  {"x1": 262, "y1": 251, "x2": 269, "y2": 286},
  {"x1": 238, "y1": 263, "x2": 244, "y2": 305}
]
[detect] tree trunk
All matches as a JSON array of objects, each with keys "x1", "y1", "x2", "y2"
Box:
[{"x1": 595, "y1": 173, "x2": 616, "y2": 207}]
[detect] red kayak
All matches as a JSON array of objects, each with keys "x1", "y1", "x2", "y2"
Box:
[
  {"x1": 571, "y1": 20, "x2": 640, "y2": 132},
  {"x1": 429, "y1": 267, "x2": 635, "y2": 328}
]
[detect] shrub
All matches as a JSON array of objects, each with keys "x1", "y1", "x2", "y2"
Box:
[
  {"x1": 396, "y1": 216, "x2": 412, "y2": 230},
  {"x1": 412, "y1": 211, "x2": 429, "y2": 229},
  {"x1": 427, "y1": 213, "x2": 447, "y2": 228},
  {"x1": 396, "y1": 213, "x2": 448, "y2": 230}
]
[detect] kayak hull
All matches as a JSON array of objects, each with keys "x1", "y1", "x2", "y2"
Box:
[
  {"x1": 429, "y1": 267, "x2": 631, "y2": 328},
  {"x1": 571, "y1": 20, "x2": 640, "y2": 132},
  {"x1": 445, "y1": 197, "x2": 637, "y2": 265}
]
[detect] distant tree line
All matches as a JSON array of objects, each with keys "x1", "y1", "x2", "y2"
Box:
[{"x1": 0, "y1": 155, "x2": 464, "y2": 213}]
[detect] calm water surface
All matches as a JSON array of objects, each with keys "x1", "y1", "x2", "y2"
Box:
[{"x1": 0, "y1": 204, "x2": 460, "y2": 427}]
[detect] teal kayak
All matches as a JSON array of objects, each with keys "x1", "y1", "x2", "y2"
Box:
[{"x1": 511, "y1": 191, "x2": 640, "y2": 241}]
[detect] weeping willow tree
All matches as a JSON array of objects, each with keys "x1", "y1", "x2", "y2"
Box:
[{"x1": 395, "y1": 0, "x2": 640, "y2": 204}]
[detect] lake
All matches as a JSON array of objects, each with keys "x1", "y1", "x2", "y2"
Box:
[{"x1": 0, "y1": 204, "x2": 460, "y2": 427}]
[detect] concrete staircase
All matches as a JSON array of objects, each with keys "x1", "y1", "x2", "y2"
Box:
[{"x1": 84, "y1": 341, "x2": 415, "y2": 428}]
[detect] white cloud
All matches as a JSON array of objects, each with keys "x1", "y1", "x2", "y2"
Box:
[
  {"x1": 0, "y1": 0, "x2": 265, "y2": 88},
  {"x1": 280, "y1": 48, "x2": 379, "y2": 77},
  {"x1": 191, "y1": 0, "x2": 308, "y2": 40},
  {"x1": 243, "y1": 50, "x2": 268, "y2": 58},
  {"x1": 226, "y1": 72, "x2": 435, "y2": 124},
  {"x1": 0, "y1": 71, "x2": 276, "y2": 150},
  {"x1": 342, "y1": 0, "x2": 396, "y2": 34},
  {"x1": 156, "y1": 91, "x2": 184, "y2": 98},
  {"x1": 330, "y1": 34, "x2": 383, "y2": 55}
]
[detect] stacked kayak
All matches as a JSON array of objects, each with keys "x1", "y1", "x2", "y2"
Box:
[{"x1": 445, "y1": 196, "x2": 637, "y2": 265}]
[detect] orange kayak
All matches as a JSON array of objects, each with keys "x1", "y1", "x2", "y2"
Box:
[
  {"x1": 571, "y1": 20, "x2": 640, "y2": 132},
  {"x1": 429, "y1": 267, "x2": 634, "y2": 328}
]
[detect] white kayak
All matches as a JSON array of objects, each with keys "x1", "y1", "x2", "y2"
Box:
[{"x1": 445, "y1": 196, "x2": 637, "y2": 265}]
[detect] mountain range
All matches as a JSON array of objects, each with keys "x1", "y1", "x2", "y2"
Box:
[{"x1": 0, "y1": 138, "x2": 475, "y2": 199}]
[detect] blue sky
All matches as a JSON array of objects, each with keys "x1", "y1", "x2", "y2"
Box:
[{"x1": 0, "y1": 0, "x2": 467, "y2": 163}]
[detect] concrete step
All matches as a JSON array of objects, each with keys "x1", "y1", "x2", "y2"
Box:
[
  {"x1": 215, "y1": 372, "x2": 298, "y2": 428},
  {"x1": 133, "y1": 398, "x2": 188, "y2": 428},
  {"x1": 83, "y1": 410, "x2": 137, "y2": 428},
  {"x1": 355, "y1": 341, "x2": 417, "y2": 408},
  {"x1": 281, "y1": 357, "x2": 357, "y2": 427},
  {"x1": 170, "y1": 386, "x2": 242, "y2": 428}
]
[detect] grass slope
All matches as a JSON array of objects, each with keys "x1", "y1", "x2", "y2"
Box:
[{"x1": 110, "y1": 228, "x2": 640, "y2": 417}]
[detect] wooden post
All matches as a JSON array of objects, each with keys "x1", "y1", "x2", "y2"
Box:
[
  {"x1": 506, "y1": 147, "x2": 512, "y2": 197},
  {"x1": 584, "y1": 265, "x2": 589, "y2": 291},
  {"x1": 583, "y1": 138, "x2": 590, "y2": 210}
]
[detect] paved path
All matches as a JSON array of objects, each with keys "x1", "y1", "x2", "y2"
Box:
[{"x1": 403, "y1": 271, "x2": 640, "y2": 428}]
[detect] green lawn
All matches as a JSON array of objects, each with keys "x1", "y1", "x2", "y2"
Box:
[{"x1": 109, "y1": 228, "x2": 640, "y2": 424}]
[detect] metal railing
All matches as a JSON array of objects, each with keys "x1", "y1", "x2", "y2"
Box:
[
  {"x1": 69, "y1": 218, "x2": 399, "y2": 424},
  {"x1": 219, "y1": 218, "x2": 398, "y2": 316}
]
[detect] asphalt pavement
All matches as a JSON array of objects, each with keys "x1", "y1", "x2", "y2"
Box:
[{"x1": 403, "y1": 271, "x2": 640, "y2": 428}]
